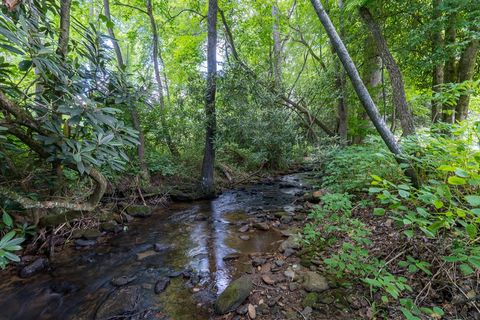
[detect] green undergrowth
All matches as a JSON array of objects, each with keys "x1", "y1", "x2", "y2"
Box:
[{"x1": 302, "y1": 122, "x2": 480, "y2": 319}]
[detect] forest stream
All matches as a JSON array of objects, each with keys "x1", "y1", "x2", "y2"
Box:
[{"x1": 0, "y1": 172, "x2": 316, "y2": 320}]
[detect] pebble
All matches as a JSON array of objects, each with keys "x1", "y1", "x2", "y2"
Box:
[
  {"x1": 252, "y1": 257, "x2": 266, "y2": 267},
  {"x1": 111, "y1": 275, "x2": 137, "y2": 287},
  {"x1": 238, "y1": 225, "x2": 249, "y2": 233},
  {"x1": 261, "y1": 274, "x2": 275, "y2": 285},
  {"x1": 239, "y1": 235, "x2": 250, "y2": 241},
  {"x1": 75, "y1": 239, "x2": 96, "y2": 247},
  {"x1": 154, "y1": 278, "x2": 171, "y2": 294},
  {"x1": 248, "y1": 304, "x2": 256, "y2": 319}
]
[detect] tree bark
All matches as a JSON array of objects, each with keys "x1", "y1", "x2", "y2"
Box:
[
  {"x1": 146, "y1": 0, "x2": 180, "y2": 158},
  {"x1": 310, "y1": 0, "x2": 419, "y2": 187},
  {"x1": 455, "y1": 39, "x2": 479, "y2": 122},
  {"x1": 200, "y1": 0, "x2": 218, "y2": 197},
  {"x1": 335, "y1": 0, "x2": 347, "y2": 141},
  {"x1": 103, "y1": 0, "x2": 149, "y2": 179},
  {"x1": 441, "y1": 12, "x2": 457, "y2": 123},
  {"x1": 57, "y1": 0, "x2": 72, "y2": 58},
  {"x1": 359, "y1": 6, "x2": 415, "y2": 136},
  {"x1": 431, "y1": 0, "x2": 444, "y2": 123}
]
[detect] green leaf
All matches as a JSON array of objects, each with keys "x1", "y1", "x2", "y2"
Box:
[
  {"x1": 2, "y1": 212, "x2": 13, "y2": 227},
  {"x1": 371, "y1": 174, "x2": 382, "y2": 181},
  {"x1": 0, "y1": 43, "x2": 24, "y2": 55},
  {"x1": 466, "y1": 224, "x2": 477, "y2": 239},
  {"x1": 448, "y1": 176, "x2": 466, "y2": 185},
  {"x1": 106, "y1": 20, "x2": 115, "y2": 29},
  {"x1": 18, "y1": 60, "x2": 32, "y2": 71},
  {"x1": 432, "y1": 306, "x2": 444, "y2": 316},
  {"x1": 437, "y1": 165, "x2": 455, "y2": 172},
  {"x1": 468, "y1": 257, "x2": 480, "y2": 269},
  {"x1": 459, "y1": 263, "x2": 474, "y2": 275},
  {"x1": 465, "y1": 195, "x2": 480, "y2": 207},
  {"x1": 455, "y1": 168, "x2": 470, "y2": 178},
  {"x1": 404, "y1": 230, "x2": 414, "y2": 239},
  {"x1": 398, "y1": 190, "x2": 410, "y2": 198},
  {"x1": 373, "y1": 208, "x2": 385, "y2": 216}
]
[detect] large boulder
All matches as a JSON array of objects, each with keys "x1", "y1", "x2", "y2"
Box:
[
  {"x1": 214, "y1": 275, "x2": 253, "y2": 314},
  {"x1": 95, "y1": 285, "x2": 140, "y2": 319},
  {"x1": 279, "y1": 235, "x2": 302, "y2": 252},
  {"x1": 302, "y1": 271, "x2": 329, "y2": 292},
  {"x1": 126, "y1": 205, "x2": 152, "y2": 218}
]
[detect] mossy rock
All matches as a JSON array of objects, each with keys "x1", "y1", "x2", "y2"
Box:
[
  {"x1": 214, "y1": 275, "x2": 252, "y2": 314},
  {"x1": 40, "y1": 211, "x2": 83, "y2": 227},
  {"x1": 126, "y1": 205, "x2": 152, "y2": 217},
  {"x1": 302, "y1": 292, "x2": 318, "y2": 308}
]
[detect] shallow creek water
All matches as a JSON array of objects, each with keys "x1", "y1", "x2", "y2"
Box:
[{"x1": 0, "y1": 173, "x2": 316, "y2": 320}]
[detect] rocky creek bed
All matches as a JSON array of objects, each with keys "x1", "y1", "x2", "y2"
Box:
[{"x1": 0, "y1": 172, "x2": 359, "y2": 320}]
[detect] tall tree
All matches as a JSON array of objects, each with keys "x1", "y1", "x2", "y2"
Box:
[
  {"x1": 310, "y1": 0, "x2": 419, "y2": 186},
  {"x1": 454, "y1": 39, "x2": 479, "y2": 121},
  {"x1": 441, "y1": 11, "x2": 457, "y2": 123},
  {"x1": 335, "y1": 0, "x2": 347, "y2": 141},
  {"x1": 103, "y1": 0, "x2": 149, "y2": 179},
  {"x1": 200, "y1": 0, "x2": 218, "y2": 197},
  {"x1": 57, "y1": 0, "x2": 72, "y2": 58},
  {"x1": 359, "y1": 6, "x2": 416, "y2": 136},
  {"x1": 146, "y1": 0, "x2": 180, "y2": 158},
  {"x1": 431, "y1": 0, "x2": 444, "y2": 123}
]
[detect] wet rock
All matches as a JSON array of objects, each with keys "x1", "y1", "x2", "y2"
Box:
[
  {"x1": 254, "y1": 222, "x2": 270, "y2": 231},
  {"x1": 136, "y1": 250, "x2": 158, "y2": 260},
  {"x1": 126, "y1": 205, "x2": 152, "y2": 218},
  {"x1": 302, "y1": 306, "x2": 313, "y2": 317},
  {"x1": 19, "y1": 258, "x2": 48, "y2": 278},
  {"x1": 71, "y1": 229, "x2": 84, "y2": 239},
  {"x1": 154, "y1": 277, "x2": 171, "y2": 294},
  {"x1": 289, "y1": 282, "x2": 299, "y2": 291},
  {"x1": 133, "y1": 243, "x2": 153, "y2": 253},
  {"x1": 248, "y1": 304, "x2": 256, "y2": 319},
  {"x1": 275, "y1": 260, "x2": 285, "y2": 267},
  {"x1": 261, "y1": 274, "x2": 275, "y2": 285},
  {"x1": 238, "y1": 225, "x2": 249, "y2": 233},
  {"x1": 280, "y1": 216, "x2": 293, "y2": 224},
  {"x1": 279, "y1": 235, "x2": 302, "y2": 252},
  {"x1": 82, "y1": 229, "x2": 102, "y2": 240},
  {"x1": 283, "y1": 248, "x2": 296, "y2": 257},
  {"x1": 302, "y1": 292, "x2": 318, "y2": 308},
  {"x1": 100, "y1": 221, "x2": 120, "y2": 233},
  {"x1": 239, "y1": 235, "x2": 250, "y2": 241},
  {"x1": 154, "y1": 243, "x2": 171, "y2": 252},
  {"x1": 121, "y1": 213, "x2": 134, "y2": 223},
  {"x1": 75, "y1": 239, "x2": 96, "y2": 247},
  {"x1": 252, "y1": 257, "x2": 266, "y2": 267},
  {"x1": 95, "y1": 285, "x2": 140, "y2": 320},
  {"x1": 236, "y1": 305, "x2": 248, "y2": 315},
  {"x1": 257, "y1": 303, "x2": 269, "y2": 315},
  {"x1": 111, "y1": 275, "x2": 137, "y2": 287},
  {"x1": 223, "y1": 253, "x2": 241, "y2": 261},
  {"x1": 284, "y1": 269, "x2": 295, "y2": 281},
  {"x1": 303, "y1": 271, "x2": 329, "y2": 292},
  {"x1": 214, "y1": 275, "x2": 253, "y2": 314},
  {"x1": 97, "y1": 211, "x2": 116, "y2": 222}
]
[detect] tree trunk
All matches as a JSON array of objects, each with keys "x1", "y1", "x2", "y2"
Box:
[
  {"x1": 455, "y1": 39, "x2": 479, "y2": 122},
  {"x1": 200, "y1": 0, "x2": 218, "y2": 197},
  {"x1": 359, "y1": 6, "x2": 415, "y2": 136},
  {"x1": 145, "y1": 0, "x2": 180, "y2": 158},
  {"x1": 103, "y1": 0, "x2": 149, "y2": 179},
  {"x1": 335, "y1": 0, "x2": 347, "y2": 141},
  {"x1": 272, "y1": 3, "x2": 283, "y2": 90},
  {"x1": 57, "y1": 0, "x2": 72, "y2": 58},
  {"x1": 431, "y1": 0, "x2": 444, "y2": 123},
  {"x1": 310, "y1": 0, "x2": 419, "y2": 187},
  {"x1": 441, "y1": 12, "x2": 457, "y2": 123}
]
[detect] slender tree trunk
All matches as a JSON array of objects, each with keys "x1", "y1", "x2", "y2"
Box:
[
  {"x1": 335, "y1": 0, "x2": 347, "y2": 141},
  {"x1": 57, "y1": 0, "x2": 72, "y2": 58},
  {"x1": 455, "y1": 39, "x2": 479, "y2": 122},
  {"x1": 310, "y1": 0, "x2": 419, "y2": 187},
  {"x1": 431, "y1": 0, "x2": 444, "y2": 123},
  {"x1": 272, "y1": 3, "x2": 283, "y2": 89},
  {"x1": 146, "y1": 0, "x2": 180, "y2": 158},
  {"x1": 441, "y1": 12, "x2": 457, "y2": 123},
  {"x1": 103, "y1": 0, "x2": 149, "y2": 179},
  {"x1": 359, "y1": 6, "x2": 415, "y2": 136},
  {"x1": 200, "y1": 0, "x2": 218, "y2": 197}
]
